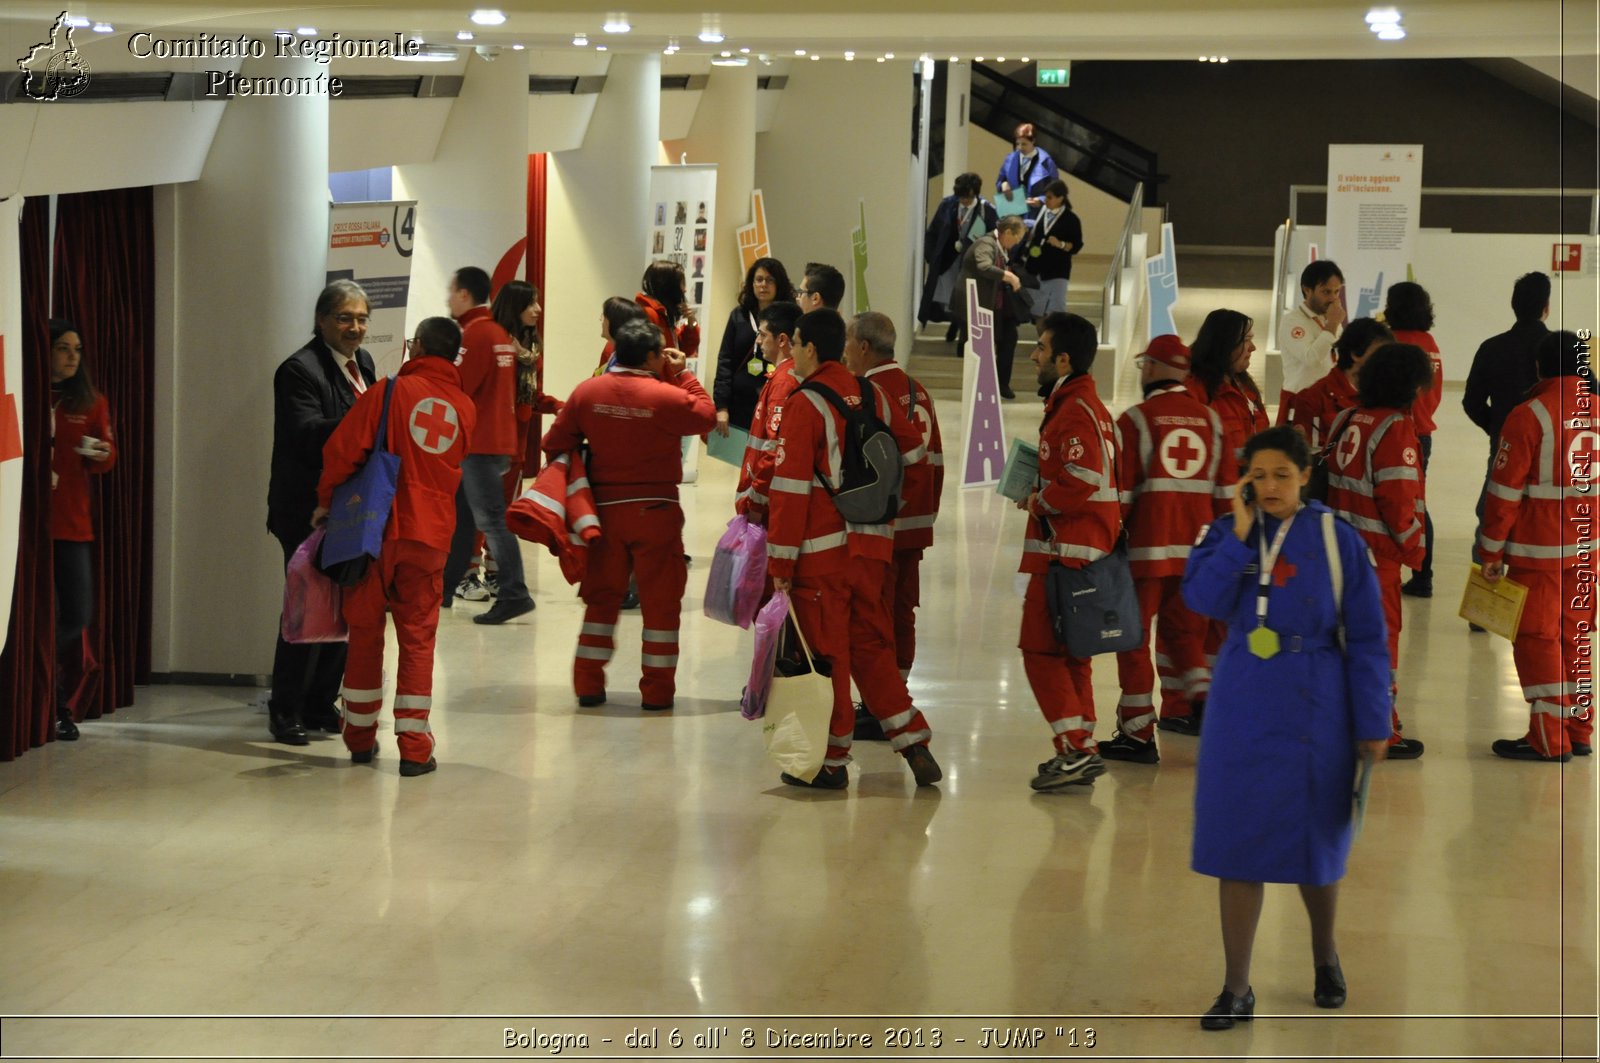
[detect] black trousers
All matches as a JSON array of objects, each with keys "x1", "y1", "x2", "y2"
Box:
[
  {"x1": 1417, "y1": 434, "x2": 1434, "y2": 579},
  {"x1": 54, "y1": 540, "x2": 93, "y2": 710},
  {"x1": 994, "y1": 316, "x2": 1020, "y2": 393},
  {"x1": 269, "y1": 529, "x2": 347, "y2": 724}
]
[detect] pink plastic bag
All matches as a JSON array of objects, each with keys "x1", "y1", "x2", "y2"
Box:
[
  {"x1": 281, "y1": 527, "x2": 349, "y2": 644},
  {"x1": 705, "y1": 516, "x2": 768, "y2": 628},
  {"x1": 741, "y1": 590, "x2": 789, "y2": 719}
]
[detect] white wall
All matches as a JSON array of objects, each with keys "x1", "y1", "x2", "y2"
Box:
[{"x1": 755, "y1": 60, "x2": 913, "y2": 354}]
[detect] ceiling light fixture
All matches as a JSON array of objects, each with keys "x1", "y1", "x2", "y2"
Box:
[
  {"x1": 1376, "y1": 26, "x2": 1406, "y2": 39},
  {"x1": 512, "y1": 43, "x2": 524, "y2": 50},
  {"x1": 64, "y1": 15, "x2": 90, "y2": 27},
  {"x1": 949, "y1": 55, "x2": 959, "y2": 63},
  {"x1": 876, "y1": 57, "x2": 885, "y2": 63},
  {"x1": 996, "y1": 56, "x2": 1005, "y2": 62},
  {"x1": 739, "y1": 46, "x2": 749, "y2": 53},
  {"x1": 844, "y1": 50, "x2": 855, "y2": 60},
  {"x1": 470, "y1": 9, "x2": 506, "y2": 26},
  {"x1": 1365, "y1": 6, "x2": 1402, "y2": 25},
  {"x1": 595, "y1": 44, "x2": 607, "y2": 50},
  {"x1": 1219, "y1": 56, "x2": 1229, "y2": 62},
  {"x1": 1021, "y1": 56, "x2": 1030, "y2": 63},
  {"x1": 974, "y1": 55, "x2": 985, "y2": 62},
  {"x1": 572, "y1": 32, "x2": 588, "y2": 45},
  {"x1": 810, "y1": 54, "x2": 820, "y2": 61},
  {"x1": 456, "y1": 30, "x2": 475, "y2": 41},
  {"x1": 710, "y1": 54, "x2": 747, "y2": 66},
  {"x1": 92, "y1": 22, "x2": 113, "y2": 33},
  {"x1": 885, "y1": 52, "x2": 894, "y2": 59},
  {"x1": 698, "y1": 19, "x2": 724, "y2": 44},
  {"x1": 296, "y1": 27, "x2": 317, "y2": 36},
  {"x1": 602, "y1": 12, "x2": 631, "y2": 33}
]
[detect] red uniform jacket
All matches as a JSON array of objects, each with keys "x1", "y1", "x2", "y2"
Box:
[
  {"x1": 862, "y1": 361, "x2": 942, "y2": 551},
  {"x1": 1391, "y1": 328, "x2": 1443, "y2": 437},
  {"x1": 1115, "y1": 381, "x2": 1229, "y2": 578},
  {"x1": 506, "y1": 450, "x2": 601, "y2": 584},
  {"x1": 636, "y1": 293, "x2": 700, "y2": 359},
  {"x1": 1480, "y1": 376, "x2": 1597, "y2": 572},
  {"x1": 318, "y1": 357, "x2": 477, "y2": 553},
  {"x1": 1185, "y1": 375, "x2": 1268, "y2": 473},
  {"x1": 1021, "y1": 373, "x2": 1121, "y2": 574},
  {"x1": 455, "y1": 305, "x2": 517, "y2": 456},
  {"x1": 766, "y1": 360, "x2": 924, "y2": 581},
  {"x1": 1325, "y1": 405, "x2": 1426, "y2": 568},
  {"x1": 51, "y1": 394, "x2": 115, "y2": 542},
  {"x1": 541, "y1": 365, "x2": 715, "y2": 504},
  {"x1": 1284, "y1": 367, "x2": 1359, "y2": 450},
  {"x1": 736, "y1": 358, "x2": 802, "y2": 523}
]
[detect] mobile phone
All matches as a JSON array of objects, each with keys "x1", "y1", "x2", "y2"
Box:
[{"x1": 1242, "y1": 481, "x2": 1256, "y2": 505}]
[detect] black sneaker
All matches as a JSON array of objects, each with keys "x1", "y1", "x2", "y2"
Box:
[
  {"x1": 781, "y1": 766, "x2": 847, "y2": 789},
  {"x1": 853, "y1": 703, "x2": 886, "y2": 741},
  {"x1": 621, "y1": 589, "x2": 640, "y2": 610},
  {"x1": 1099, "y1": 731, "x2": 1159, "y2": 764},
  {"x1": 1401, "y1": 575, "x2": 1433, "y2": 598},
  {"x1": 1157, "y1": 714, "x2": 1202, "y2": 736},
  {"x1": 1030, "y1": 751, "x2": 1106, "y2": 791},
  {"x1": 901, "y1": 744, "x2": 942, "y2": 786},
  {"x1": 350, "y1": 746, "x2": 377, "y2": 765},
  {"x1": 1386, "y1": 737, "x2": 1425, "y2": 760},
  {"x1": 473, "y1": 597, "x2": 535, "y2": 625},
  {"x1": 55, "y1": 711, "x2": 80, "y2": 742},
  {"x1": 577, "y1": 692, "x2": 606, "y2": 707},
  {"x1": 1492, "y1": 737, "x2": 1571, "y2": 763},
  {"x1": 1573, "y1": 742, "x2": 1592, "y2": 757},
  {"x1": 399, "y1": 757, "x2": 437, "y2": 777},
  {"x1": 641, "y1": 701, "x2": 674, "y2": 712},
  {"x1": 1201, "y1": 986, "x2": 1254, "y2": 1030}
]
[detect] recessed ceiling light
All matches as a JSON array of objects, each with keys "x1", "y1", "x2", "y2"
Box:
[
  {"x1": 512, "y1": 43, "x2": 524, "y2": 50},
  {"x1": 809, "y1": 54, "x2": 820, "y2": 61},
  {"x1": 1198, "y1": 55, "x2": 1207, "y2": 61},
  {"x1": 596, "y1": 44, "x2": 607, "y2": 50},
  {"x1": 1376, "y1": 25, "x2": 1406, "y2": 39},
  {"x1": 698, "y1": 26, "x2": 724, "y2": 43},
  {"x1": 876, "y1": 57, "x2": 885, "y2": 63},
  {"x1": 1021, "y1": 56, "x2": 1030, "y2": 63},
  {"x1": 572, "y1": 33, "x2": 588, "y2": 45},
  {"x1": 739, "y1": 46, "x2": 749, "y2": 53},
  {"x1": 710, "y1": 54, "x2": 747, "y2": 66},
  {"x1": 296, "y1": 27, "x2": 317, "y2": 36},
  {"x1": 470, "y1": 9, "x2": 506, "y2": 26},
  {"x1": 996, "y1": 56, "x2": 1005, "y2": 62},
  {"x1": 1365, "y1": 6, "x2": 1402, "y2": 25},
  {"x1": 456, "y1": 30, "x2": 474, "y2": 41},
  {"x1": 91, "y1": 21, "x2": 112, "y2": 32},
  {"x1": 949, "y1": 55, "x2": 959, "y2": 63},
  {"x1": 795, "y1": 49, "x2": 806, "y2": 56},
  {"x1": 975, "y1": 56, "x2": 985, "y2": 62},
  {"x1": 1219, "y1": 56, "x2": 1229, "y2": 62},
  {"x1": 844, "y1": 50, "x2": 855, "y2": 60},
  {"x1": 885, "y1": 52, "x2": 894, "y2": 59},
  {"x1": 602, "y1": 12, "x2": 630, "y2": 33},
  {"x1": 64, "y1": 15, "x2": 90, "y2": 27},
  {"x1": 720, "y1": 50, "x2": 731, "y2": 57}
]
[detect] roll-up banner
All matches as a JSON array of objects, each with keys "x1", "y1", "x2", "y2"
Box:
[
  {"x1": 0, "y1": 197, "x2": 26, "y2": 654},
  {"x1": 327, "y1": 200, "x2": 417, "y2": 377},
  {"x1": 1324, "y1": 145, "x2": 1423, "y2": 318},
  {"x1": 647, "y1": 164, "x2": 718, "y2": 484}
]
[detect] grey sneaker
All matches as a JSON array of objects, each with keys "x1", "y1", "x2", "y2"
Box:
[
  {"x1": 456, "y1": 575, "x2": 490, "y2": 601},
  {"x1": 1030, "y1": 750, "x2": 1106, "y2": 791}
]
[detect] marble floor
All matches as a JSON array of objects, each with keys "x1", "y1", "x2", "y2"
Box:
[{"x1": 0, "y1": 334, "x2": 1594, "y2": 1061}]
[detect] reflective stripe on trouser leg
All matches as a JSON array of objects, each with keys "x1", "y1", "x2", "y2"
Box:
[
  {"x1": 839, "y1": 561, "x2": 932, "y2": 753},
  {"x1": 626, "y1": 500, "x2": 688, "y2": 707},
  {"x1": 789, "y1": 577, "x2": 857, "y2": 768},
  {"x1": 339, "y1": 557, "x2": 389, "y2": 755},
  {"x1": 1512, "y1": 570, "x2": 1588, "y2": 757},
  {"x1": 1117, "y1": 574, "x2": 1163, "y2": 732},
  {"x1": 387, "y1": 543, "x2": 446, "y2": 765},
  {"x1": 576, "y1": 525, "x2": 633, "y2": 698},
  {"x1": 1020, "y1": 574, "x2": 1098, "y2": 754}
]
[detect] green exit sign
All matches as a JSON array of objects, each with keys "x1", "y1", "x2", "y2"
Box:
[{"x1": 1036, "y1": 62, "x2": 1071, "y2": 88}]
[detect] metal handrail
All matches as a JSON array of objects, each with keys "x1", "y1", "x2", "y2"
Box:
[{"x1": 1101, "y1": 181, "x2": 1145, "y2": 331}]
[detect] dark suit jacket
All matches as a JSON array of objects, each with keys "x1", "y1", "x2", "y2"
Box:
[
  {"x1": 266, "y1": 335, "x2": 376, "y2": 542},
  {"x1": 1462, "y1": 319, "x2": 1545, "y2": 442}
]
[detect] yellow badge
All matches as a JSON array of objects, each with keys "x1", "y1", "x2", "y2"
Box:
[{"x1": 1247, "y1": 626, "x2": 1280, "y2": 660}]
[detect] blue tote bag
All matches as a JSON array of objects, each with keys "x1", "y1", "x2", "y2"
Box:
[{"x1": 320, "y1": 377, "x2": 399, "y2": 568}]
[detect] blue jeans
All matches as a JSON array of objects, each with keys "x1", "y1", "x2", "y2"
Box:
[{"x1": 443, "y1": 454, "x2": 530, "y2": 605}]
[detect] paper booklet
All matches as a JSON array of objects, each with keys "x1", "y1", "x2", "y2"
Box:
[
  {"x1": 997, "y1": 438, "x2": 1040, "y2": 503},
  {"x1": 1457, "y1": 568, "x2": 1529, "y2": 641}
]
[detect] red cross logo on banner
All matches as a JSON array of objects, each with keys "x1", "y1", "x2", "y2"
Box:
[
  {"x1": 1160, "y1": 428, "x2": 1207, "y2": 478},
  {"x1": 1553, "y1": 243, "x2": 1582, "y2": 272},
  {"x1": 0, "y1": 338, "x2": 22, "y2": 463},
  {"x1": 409, "y1": 398, "x2": 460, "y2": 454},
  {"x1": 1335, "y1": 425, "x2": 1362, "y2": 470},
  {"x1": 1569, "y1": 432, "x2": 1599, "y2": 482}
]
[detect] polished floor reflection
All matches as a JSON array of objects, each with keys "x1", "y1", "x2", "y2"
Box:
[{"x1": 1, "y1": 342, "x2": 1593, "y2": 1061}]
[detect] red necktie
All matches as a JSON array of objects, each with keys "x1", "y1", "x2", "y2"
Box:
[{"x1": 345, "y1": 360, "x2": 367, "y2": 395}]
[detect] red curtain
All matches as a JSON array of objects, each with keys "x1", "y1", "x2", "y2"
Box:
[
  {"x1": 0, "y1": 199, "x2": 59, "y2": 759},
  {"x1": 523, "y1": 153, "x2": 548, "y2": 476},
  {"x1": 51, "y1": 187, "x2": 156, "y2": 716}
]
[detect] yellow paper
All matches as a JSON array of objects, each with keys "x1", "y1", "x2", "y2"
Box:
[{"x1": 1458, "y1": 569, "x2": 1529, "y2": 642}]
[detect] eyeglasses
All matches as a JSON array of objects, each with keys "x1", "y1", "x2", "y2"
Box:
[
  {"x1": 795, "y1": 288, "x2": 813, "y2": 297},
  {"x1": 334, "y1": 313, "x2": 370, "y2": 327}
]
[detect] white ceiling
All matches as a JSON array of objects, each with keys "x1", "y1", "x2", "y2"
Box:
[{"x1": 3, "y1": 1, "x2": 1595, "y2": 95}]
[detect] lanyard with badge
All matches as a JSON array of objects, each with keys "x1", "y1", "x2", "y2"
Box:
[
  {"x1": 744, "y1": 310, "x2": 770, "y2": 379},
  {"x1": 1249, "y1": 513, "x2": 1296, "y2": 659}
]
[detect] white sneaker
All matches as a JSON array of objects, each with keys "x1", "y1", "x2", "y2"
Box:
[
  {"x1": 456, "y1": 575, "x2": 490, "y2": 601},
  {"x1": 481, "y1": 571, "x2": 500, "y2": 598},
  {"x1": 1030, "y1": 750, "x2": 1106, "y2": 791}
]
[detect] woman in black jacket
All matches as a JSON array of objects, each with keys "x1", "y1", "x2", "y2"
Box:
[{"x1": 712, "y1": 256, "x2": 794, "y2": 436}]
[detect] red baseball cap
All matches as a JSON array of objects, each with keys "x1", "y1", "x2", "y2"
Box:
[{"x1": 1139, "y1": 334, "x2": 1191, "y2": 371}]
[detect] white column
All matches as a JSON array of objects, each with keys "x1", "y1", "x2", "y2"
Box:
[
  {"x1": 680, "y1": 65, "x2": 756, "y2": 384},
  {"x1": 543, "y1": 53, "x2": 661, "y2": 405},
  {"x1": 394, "y1": 50, "x2": 529, "y2": 333},
  {"x1": 944, "y1": 61, "x2": 971, "y2": 195},
  {"x1": 156, "y1": 58, "x2": 328, "y2": 675}
]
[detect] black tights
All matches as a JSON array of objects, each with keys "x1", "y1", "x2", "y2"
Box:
[{"x1": 54, "y1": 540, "x2": 94, "y2": 711}]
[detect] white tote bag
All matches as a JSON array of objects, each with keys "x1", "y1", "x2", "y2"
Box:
[{"x1": 760, "y1": 605, "x2": 834, "y2": 782}]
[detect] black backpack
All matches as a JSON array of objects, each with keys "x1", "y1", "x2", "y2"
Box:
[{"x1": 798, "y1": 377, "x2": 904, "y2": 525}]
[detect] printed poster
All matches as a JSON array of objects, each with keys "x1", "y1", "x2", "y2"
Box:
[
  {"x1": 1324, "y1": 145, "x2": 1423, "y2": 319},
  {"x1": 648, "y1": 164, "x2": 718, "y2": 483},
  {"x1": 327, "y1": 200, "x2": 417, "y2": 378}
]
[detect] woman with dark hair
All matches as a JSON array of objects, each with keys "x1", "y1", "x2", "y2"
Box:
[
  {"x1": 1325, "y1": 342, "x2": 1434, "y2": 760},
  {"x1": 1185, "y1": 309, "x2": 1269, "y2": 474},
  {"x1": 48, "y1": 319, "x2": 116, "y2": 741},
  {"x1": 594, "y1": 295, "x2": 648, "y2": 375},
  {"x1": 996, "y1": 122, "x2": 1059, "y2": 222},
  {"x1": 920, "y1": 172, "x2": 997, "y2": 332},
  {"x1": 636, "y1": 260, "x2": 699, "y2": 360},
  {"x1": 1023, "y1": 178, "x2": 1083, "y2": 323},
  {"x1": 1283, "y1": 317, "x2": 1393, "y2": 448},
  {"x1": 1183, "y1": 425, "x2": 1391, "y2": 1029},
  {"x1": 1382, "y1": 282, "x2": 1443, "y2": 597},
  {"x1": 712, "y1": 256, "x2": 794, "y2": 436}
]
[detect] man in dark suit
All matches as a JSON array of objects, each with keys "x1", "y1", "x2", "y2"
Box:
[{"x1": 265, "y1": 280, "x2": 376, "y2": 744}]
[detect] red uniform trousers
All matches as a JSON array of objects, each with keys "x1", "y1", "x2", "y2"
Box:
[
  {"x1": 1115, "y1": 574, "x2": 1206, "y2": 740},
  {"x1": 1513, "y1": 569, "x2": 1595, "y2": 757},
  {"x1": 340, "y1": 540, "x2": 446, "y2": 765},
  {"x1": 574, "y1": 500, "x2": 687, "y2": 706},
  {"x1": 1375, "y1": 556, "x2": 1407, "y2": 743},
  {"x1": 1019, "y1": 574, "x2": 1098, "y2": 755},
  {"x1": 792, "y1": 561, "x2": 933, "y2": 768},
  {"x1": 884, "y1": 548, "x2": 923, "y2": 676}
]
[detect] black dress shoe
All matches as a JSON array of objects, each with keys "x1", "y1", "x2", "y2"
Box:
[
  {"x1": 577, "y1": 692, "x2": 606, "y2": 707},
  {"x1": 55, "y1": 712, "x2": 80, "y2": 742},
  {"x1": 853, "y1": 703, "x2": 886, "y2": 741},
  {"x1": 399, "y1": 757, "x2": 437, "y2": 777},
  {"x1": 781, "y1": 766, "x2": 848, "y2": 789},
  {"x1": 1314, "y1": 961, "x2": 1347, "y2": 1008},
  {"x1": 1492, "y1": 737, "x2": 1571, "y2": 762},
  {"x1": 304, "y1": 709, "x2": 343, "y2": 734},
  {"x1": 1573, "y1": 742, "x2": 1592, "y2": 757},
  {"x1": 473, "y1": 597, "x2": 535, "y2": 625},
  {"x1": 641, "y1": 701, "x2": 674, "y2": 712},
  {"x1": 1200, "y1": 986, "x2": 1254, "y2": 1030},
  {"x1": 1157, "y1": 714, "x2": 1202, "y2": 736},
  {"x1": 1385, "y1": 737, "x2": 1425, "y2": 760},
  {"x1": 269, "y1": 715, "x2": 310, "y2": 747},
  {"x1": 999, "y1": 386, "x2": 1017, "y2": 400},
  {"x1": 1400, "y1": 575, "x2": 1433, "y2": 598},
  {"x1": 350, "y1": 746, "x2": 377, "y2": 765}
]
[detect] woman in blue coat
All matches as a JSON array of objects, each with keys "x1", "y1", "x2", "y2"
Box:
[
  {"x1": 1181, "y1": 426, "x2": 1393, "y2": 1030},
  {"x1": 995, "y1": 122, "x2": 1059, "y2": 223}
]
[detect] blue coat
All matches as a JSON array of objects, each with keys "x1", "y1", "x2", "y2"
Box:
[
  {"x1": 1182, "y1": 503, "x2": 1392, "y2": 885},
  {"x1": 996, "y1": 147, "x2": 1059, "y2": 220}
]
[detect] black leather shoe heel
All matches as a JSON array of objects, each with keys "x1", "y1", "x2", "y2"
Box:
[
  {"x1": 1314, "y1": 961, "x2": 1346, "y2": 1008},
  {"x1": 1200, "y1": 987, "x2": 1254, "y2": 1030}
]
